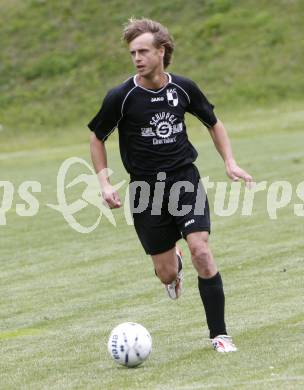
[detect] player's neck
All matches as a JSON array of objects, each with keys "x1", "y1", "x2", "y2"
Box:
[{"x1": 136, "y1": 72, "x2": 168, "y2": 90}]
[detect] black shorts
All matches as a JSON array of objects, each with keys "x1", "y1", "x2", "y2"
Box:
[{"x1": 129, "y1": 164, "x2": 210, "y2": 255}]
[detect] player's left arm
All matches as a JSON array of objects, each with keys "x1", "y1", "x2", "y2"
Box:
[{"x1": 208, "y1": 119, "x2": 253, "y2": 186}]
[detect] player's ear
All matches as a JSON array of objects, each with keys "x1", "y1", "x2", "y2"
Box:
[{"x1": 159, "y1": 46, "x2": 165, "y2": 58}]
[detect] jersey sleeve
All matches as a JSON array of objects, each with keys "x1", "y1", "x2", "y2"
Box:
[
  {"x1": 88, "y1": 88, "x2": 122, "y2": 141},
  {"x1": 186, "y1": 80, "x2": 217, "y2": 128}
]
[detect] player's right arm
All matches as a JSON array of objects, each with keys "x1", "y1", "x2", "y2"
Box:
[
  {"x1": 88, "y1": 88, "x2": 122, "y2": 208},
  {"x1": 90, "y1": 133, "x2": 121, "y2": 208}
]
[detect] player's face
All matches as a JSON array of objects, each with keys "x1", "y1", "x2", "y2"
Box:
[{"x1": 129, "y1": 32, "x2": 165, "y2": 78}]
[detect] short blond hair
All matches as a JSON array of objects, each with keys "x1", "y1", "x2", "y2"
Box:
[{"x1": 123, "y1": 18, "x2": 174, "y2": 68}]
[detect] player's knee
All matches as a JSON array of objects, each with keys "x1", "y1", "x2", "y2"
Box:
[
  {"x1": 190, "y1": 242, "x2": 209, "y2": 264},
  {"x1": 155, "y1": 265, "x2": 178, "y2": 284}
]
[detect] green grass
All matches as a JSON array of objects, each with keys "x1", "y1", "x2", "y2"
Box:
[
  {"x1": 0, "y1": 0, "x2": 303, "y2": 137},
  {"x1": 1, "y1": 1, "x2": 304, "y2": 387},
  {"x1": 1, "y1": 104, "x2": 303, "y2": 389}
]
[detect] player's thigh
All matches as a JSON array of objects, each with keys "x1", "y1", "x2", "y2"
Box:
[
  {"x1": 173, "y1": 165, "x2": 210, "y2": 237},
  {"x1": 133, "y1": 210, "x2": 181, "y2": 256}
]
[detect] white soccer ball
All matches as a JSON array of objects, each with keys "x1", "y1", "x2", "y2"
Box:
[{"x1": 107, "y1": 322, "x2": 152, "y2": 367}]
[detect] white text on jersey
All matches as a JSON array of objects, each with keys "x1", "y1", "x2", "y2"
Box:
[{"x1": 151, "y1": 97, "x2": 165, "y2": 102}]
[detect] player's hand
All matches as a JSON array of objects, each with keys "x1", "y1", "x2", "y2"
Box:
[
  {"x1": 101, "y1": 183, "x2": 122, "y2": 209},
  {"x1": 225, "y1": 160, "x2": 253, "y2": 188}
]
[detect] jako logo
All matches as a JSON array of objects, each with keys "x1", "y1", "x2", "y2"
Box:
[
  {"x1": 185, "y1": 219, "x2": 195, "y2": 227},
  {"x1": 151, "y1": 97, "x2": 164, "y2": 102}
]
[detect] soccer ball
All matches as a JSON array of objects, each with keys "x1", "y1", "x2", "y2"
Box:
[{"x1": 107, "y1": 322, "x2": 152, "y2": 367}]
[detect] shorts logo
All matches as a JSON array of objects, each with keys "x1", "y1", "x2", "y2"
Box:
[
  {"x1": 166, "y1": 88, "x2": 178, "y2": 107},
  {"x1": 185, "y1": 219, "x2": 195, "y2": 227}
]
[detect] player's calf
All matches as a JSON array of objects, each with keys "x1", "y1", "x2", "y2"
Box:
[{"x1": 165, "y1": 249, "x2": 183, "y2": 300}]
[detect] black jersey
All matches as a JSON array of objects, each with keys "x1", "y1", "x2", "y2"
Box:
[{"x1": 88, "y1": 73, "x2": 217, "y2": 176}]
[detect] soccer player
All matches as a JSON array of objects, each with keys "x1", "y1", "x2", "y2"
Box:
[{"x1": 89, "y1": 18, "x2": 252, "y2": 352}]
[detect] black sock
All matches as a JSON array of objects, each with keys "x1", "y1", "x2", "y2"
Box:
[{"x1": 198, "y1": 272, "x2": 227, "y2": 339}]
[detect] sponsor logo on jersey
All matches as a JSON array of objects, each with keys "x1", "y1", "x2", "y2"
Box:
[
  {"x1": 151, "y1": 97, "x2": 165, "y2": 102},
  {"x1": 150, "y1": 112, "x2": 177, "y2": 127},
  {"x1": 141, "y1": 123, "x2": 183, "y2": 138},
  {"x1": 141, "y1": 127, "x2": 156, "y2": 137},
  {"x1": 141, "y1": 112, "x2": 183, "y2": 140},
  {"x1": 185, "y1": 219, "x2": 195, "y2": 227},
  {"x1": 166, "y1": 88, "x2": 178, "y2": 107},
  {"x1": 139, "y1": 111, "x2": 184, "y2": 145},
  {"x1": 156, "y1": 121, "x2": 173, "y2": 138}
]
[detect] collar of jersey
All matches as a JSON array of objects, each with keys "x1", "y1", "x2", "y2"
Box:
[{"x1": 133, "y1": 72, "x2": 172, "y2": 94}]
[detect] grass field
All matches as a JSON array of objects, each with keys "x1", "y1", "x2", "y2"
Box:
[
  {"x1": 1, "y1": 1, "x2": 303, "y2": 388},
  {"x1": 1, "y1": 103, "x2": 303, "y2": 389},
  {"x1": 1, "y1": 0, "x2": 303, "y2": 134}
]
